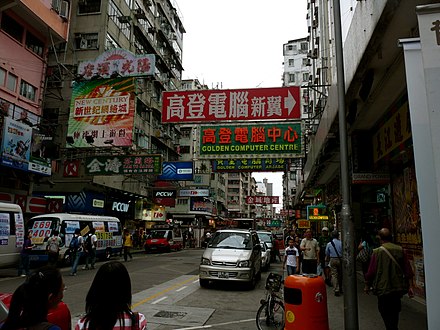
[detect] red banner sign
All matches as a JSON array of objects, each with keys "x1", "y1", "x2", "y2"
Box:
[{"x1": 162, "y1": 86, "x2": 300, "y2": 123}]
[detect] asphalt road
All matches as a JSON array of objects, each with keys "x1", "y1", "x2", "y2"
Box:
[{"x1": 0, "y1": 249, "x2": 276, "y2": 329}]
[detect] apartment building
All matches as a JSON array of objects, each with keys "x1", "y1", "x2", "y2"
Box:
[{"x1": 0, "y1": 0, "x2": 69, "y2": 215}]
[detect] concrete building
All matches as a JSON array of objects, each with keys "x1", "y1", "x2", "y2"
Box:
[
  {"x1": 295, "y1": 0, "x2": 440, "y2": 313},
  {"x1": 2, "y1": 0, "x2": 186, "y2": 227},
  {"x1": 0, "y1": 0, "x2": 69, "y2": 215}
]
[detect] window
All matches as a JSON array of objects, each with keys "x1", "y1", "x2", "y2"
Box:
[
  {"x1": 78, "y1": 0, "x2": 101, "y2": 14},
  {"x1": 288, "y1": 73, "x2": 295, "y2": 83},
  {"x1": 287, "y1": 45, "x2": 293, "y2": 51},
  {"x1": 105, "y1": 33, "x2": 119, "y2": 50},
  {"x1": 26, "y1": 32, "x2": 44, "y2": 57},
  {"x1": 1, "y1": 13, "x2": 24, "y2": 42},
  {"x1": 303, "y1": 73, "x2": 309, "y2": 82},
  {"x1": 288, "y1": 59, "x2": 294, "y2": 66},
  {"x1": 179, "y1": 145, "x2": 190, "y2": 154},
  {"x1": 0, "y1": 68, "x2": 5, "y2": 86},
  {"x1": 74, "y1": 33, "x2": 99, "y2": 50},
  {"x1": 20, "y1": 80, "x2": 36, "y2": 101},
  {"x1": 300, "y1": 42, "x2": 308, "y2": 51},
  {"x1": 6, "y1": 73, "x2": 17, "y2": 92},
  {"x1": 302, "y1": 58, "x2": 309, "y2": 66}
]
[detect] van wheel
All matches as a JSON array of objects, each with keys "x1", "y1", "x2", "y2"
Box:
[{"x1": 105, "y1": 248, "x2": 112, "y2": 260}]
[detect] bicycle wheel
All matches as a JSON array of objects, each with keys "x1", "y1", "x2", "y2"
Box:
[{"x1": 256, "y1": 300, "x2": 285, "y2": 330}]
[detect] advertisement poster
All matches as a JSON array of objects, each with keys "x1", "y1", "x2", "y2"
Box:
[
  {"x1": 213, "y1": 158, "x2": 287, "y2": 172},
  {"x1": 85, "y1": 154, "x2": 162, "y2": 175},
  {"x1": 67, "y1": 77, "x2": 135, "y2": 148},
  {"x1": 15, "y1": 212, "x2": 24, "y2": 248},
  {"x1": 1, "y1": 117, "x2": 32, "y2": 171},
  {"x1": 157, "y1": 161, "x2": 194, "y2": 180},
  {"x1": 0, "y1": 213, "x2": 10, "y2": 245}
]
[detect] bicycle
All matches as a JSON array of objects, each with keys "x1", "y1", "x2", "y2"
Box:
[{"x1": 256, "y1": 272, "x2": 285, "y2": 330}]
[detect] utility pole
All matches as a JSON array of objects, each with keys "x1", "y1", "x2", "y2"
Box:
[{"x1": 332, "y1": 0, "x2": 359, "y2": 328}]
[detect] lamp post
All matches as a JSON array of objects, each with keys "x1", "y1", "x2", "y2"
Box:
[{"x1": 333, "y1": 0, "x2": 359, "y2": 328}]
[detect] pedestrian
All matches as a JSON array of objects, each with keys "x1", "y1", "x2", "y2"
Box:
[
  {"x1": 46, "y1": 229, "x2": 62, "y2": 267},
  {"x1": 272, "y1": 234, "x2": 282, "y2": 262},
  {"x1": 284, "y1": 230, "x2": 295, "y2": 248},
  {"x1": 300, "y1": 229, "x2": 320, "y2": 274},
  {"x1": 325, "y1": 231, "x2": 343, "y2": 296},
  {"x1": 364, "y1": 228, "x2": 414, "y2": 330},
  {"x1": 83, "y1": 228, "x2": 97, "y2": 270},
  {"x1": 18, "y1": 230, "x2": 33, "y2": 277},
  {"x1": 357, "y1": 234, "x2": 374, "y2": 275},
  {"x1": 122, "y1": 229, "x2": 133, "y2": 262},
  {"x1": 283, "y1": 238, "x2": 299, "y2": 276},
  {"x1": 75, "y1": 261, "x2": 147, "y2": 330},
  {"x1": 1, "y1": 266, "x2": 66, "y2": 330},
  {"x1": 318, "y1": 227, "x2": 332, "y2": 286},
  {"x1": 70, "y1": 228, "x2": 84, "y2": 276}
]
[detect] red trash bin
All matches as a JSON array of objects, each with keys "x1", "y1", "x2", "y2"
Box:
[{"x1": 283, "y1": 274, "x2": 329, "y2": 329}]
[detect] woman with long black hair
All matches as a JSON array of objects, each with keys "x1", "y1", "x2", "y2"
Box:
[
  {"x1": 1, "y1": 266, "x2": 65, "y2": 330},
  {"x1": 76, "y1": 261, "x2": 146, "y2": 330}
]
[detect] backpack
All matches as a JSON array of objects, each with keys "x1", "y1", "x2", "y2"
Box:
[
  {"x1": 85, "y1": 234, "x2": 93, "y2": 251},
  {"x1": 69, "y1": 235, "x2": 79, "y2": 251},
  {"x1": 47, "y1": 237, "x2": 59, "y2": 254}
]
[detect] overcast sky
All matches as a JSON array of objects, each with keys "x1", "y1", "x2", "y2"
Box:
[{"x1": 176, "y1": 0, "x2": 308, "y2": 209}]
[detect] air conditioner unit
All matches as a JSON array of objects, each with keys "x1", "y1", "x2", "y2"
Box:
[
  {"x1": 118, "y1": 16, "x2": 131, "y2": 24},
  {"x1": 80, "y1": 38, "x2": 88, "y2": 49},
  {"x1": 147, "y1": 27, "x2": 156, "y2": 34},
  {"x1": 170, "y1": 33, "x2": 177, "y2": 40},
  {"x1": 59, "y1": 1, "x2": 69, "y2": 21},
  {"x1": 134, "y1": 8, "x2": 146, "y2": 19},
  {"x1": 51, "y1": 0, "x2": 61, "y2": 12},
  {"x1": 144, "y1": 0, "x2": 152, "y2": 6}
]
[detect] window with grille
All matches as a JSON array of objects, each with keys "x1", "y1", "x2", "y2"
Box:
[
  {"x1": 1, "y1": 13, "x2": 23, "y2": 42},
  {"x1": 78, "y1": 0, "x2": 102, "y2": 14},
  {"x1": 6, "y1": 73, "x2": 17, "y2": 92},
  {"x1": 26, "y1": 32, "x2": 44, "y2": 57},
  {"x1": 288, "y1": 59, "x2": 294, "y2": 66},
  {"x1": 74, "y1": 33, "x2": 99, "y2": 50}
]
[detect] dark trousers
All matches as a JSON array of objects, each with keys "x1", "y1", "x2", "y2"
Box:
[
  {"x1": 377, "y1": 292, "x2": 402, "y2": 330},
  {"x1": 302, "y1": 259, "x2": 318, "y2": 274},
  {"x1": 124, "y1": 246, "x2": 132, "y2": 261},
  {"x1": 18, "y1": 253, "x2": 30, "y2": 276}
]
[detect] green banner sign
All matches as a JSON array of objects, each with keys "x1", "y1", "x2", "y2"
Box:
[
  {"x1": 85, "y1": 154, "x2": 162, "y2": 175},
  {"x1": 199, "y1": 123, "x2": 303, "y2": 159}
]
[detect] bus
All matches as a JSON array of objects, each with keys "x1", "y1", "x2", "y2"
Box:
[
  {"x1": 28, "y1": 213, "x2": 123, "y2": 265},
  {"x1": 0, "y1": 202, "x2": 25, "y2": 268}
]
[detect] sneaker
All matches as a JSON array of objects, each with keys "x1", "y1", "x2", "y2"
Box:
[
  {"x1": 70, "y1": 273, "x2": 76, "y2": 276},
  {"x1": 20, "y1": 274, "x2": 26, "y2": 277},
  {"x1": 82, "y1": 266, "x2": 89, "y2": 270}
]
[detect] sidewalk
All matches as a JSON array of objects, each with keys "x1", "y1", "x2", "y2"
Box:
[{"x1": 269, "y1": 259, "x2": 427, "y2": 329}]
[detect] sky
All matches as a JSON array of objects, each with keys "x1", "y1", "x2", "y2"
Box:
[{"x1": 176, "y1": 0, "x2": 309, "y2": 210}]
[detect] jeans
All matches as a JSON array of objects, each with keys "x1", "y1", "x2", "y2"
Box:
[
  {"x1": 18, "y1": 253, "x2": 30, "y2": 276},
  {"x1": 124, "y1": 246, "x2": 132, "y2": 261},
  {"x1": 71, "y1": 251, "x2": 83, "y2": 274},
  {"x1": 287, "y1": 265, "x2": 297, "y2": 276},
  {"x1": 85, "y1": 249, "x2": 96, "y2": 268}
]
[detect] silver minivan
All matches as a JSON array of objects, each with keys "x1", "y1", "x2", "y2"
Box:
[{"x1": 199, "y1": 229, "x2": 262, "y2": 288}]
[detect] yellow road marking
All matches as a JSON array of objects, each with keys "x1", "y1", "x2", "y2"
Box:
[{"x1": 132, "y1": 275, "x2": 198, "y2": 308}]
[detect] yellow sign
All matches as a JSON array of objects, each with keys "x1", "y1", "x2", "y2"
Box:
[
  {"x1": 286, "y1": 310, "x2": 295, "y2": 323},
  {"x1": 297, "y1": 220, "x2": 310, "y2": 229}
]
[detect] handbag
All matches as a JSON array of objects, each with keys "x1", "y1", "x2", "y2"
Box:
[{"x1": 356, "y1": 247, "x2": 370, "y2": 263}]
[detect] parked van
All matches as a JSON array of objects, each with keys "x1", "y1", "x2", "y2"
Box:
[
  {"x1": 0, "y1": 202, "x2": 25, "y2": 268},
  {"x1": 144, "y1": 227, "x2": 183, "y2": 252},
  {"x1": 28, "y1": 213, "x2": 123, "y2": 265}
]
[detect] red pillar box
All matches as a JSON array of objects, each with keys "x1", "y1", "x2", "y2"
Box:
[{"x1": 284, "y1": 274, "x2": 329, "y2": 329}]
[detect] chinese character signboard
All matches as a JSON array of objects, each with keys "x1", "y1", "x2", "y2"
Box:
[
  {"x1": 246, "y1": 196, "x2": 280, "y2": 204},
  {"x1": 162, "y1": 86, "x2": 300, "y2": 123},
  {"x1": 307, "y1": 205, "x2": 329, "y2": 220},
  {"x1": 67, "y1": 78, "x2": 135, "y2": 148},
  {"x1": 213, "y1": 158, "x2": 287, "y2": 172},
  {"x1": 199, "y1": 123, "x2": 302, "y2": 159},
  {"x1": 85, "y1": 155, "x2": 162, "y2": 175},
  {"x1": 77, "y1": 49, "x2": 155, "y2": 79},
  {"x1": 372, "y1": 100, "x2": 411, "y2": 163},
  {"x1": 297, "y1": 219, "x2": 311, "y2": 229},
  {"x1": 179, "y1": 189, "x2": 210, "y2": 197}
]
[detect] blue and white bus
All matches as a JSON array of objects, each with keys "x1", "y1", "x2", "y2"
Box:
[
  {"x1": 0, "y1": 202, "x2": 25, "y2": 268},
  {"x1": 28, "y1": 213, "x2": 123, "y2": 265}
]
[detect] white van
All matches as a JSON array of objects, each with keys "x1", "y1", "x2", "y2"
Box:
[
  {"x1": 0, "y1": 202, "x2": 25, "y2": 268},
  {"x1": 28, "y1": 213, "x2": 123, "y2": 265}
]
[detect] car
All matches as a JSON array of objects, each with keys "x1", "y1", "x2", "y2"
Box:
[
  {"x1": 0, "y1": 293, "x2": 71, "y2": 330},
  {"x1": 260, "y1": 242, "x2": 271, "y2": 271},
  {"x1": 199, "y1": 229, "x2": 262, "y2": 289},
  {"x1": 257, "y1": 231, "x2": 275, "y2": 261},
  {"x1": 144, "y1": 228, "x2": 183, "y2": 253}
]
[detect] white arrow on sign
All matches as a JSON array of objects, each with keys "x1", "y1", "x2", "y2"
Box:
[{"x1": 284, "y1": 90, "x2": 297, "y2": 116}]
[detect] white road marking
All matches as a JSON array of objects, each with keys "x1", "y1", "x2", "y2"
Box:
[
  {"x1": 174, "y1": 318, "x2": 255, "y2": 330},
  {"x1": 176, "y1": 285, "x2": 188, "y2": 292},
  {"x1": 151, "y1": 296, "x2": 168, "y2": 304}
]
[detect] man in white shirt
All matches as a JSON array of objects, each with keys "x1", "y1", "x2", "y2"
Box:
[{"x1": 283, "y1": 237, "x2": 299, "y2": 275}]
